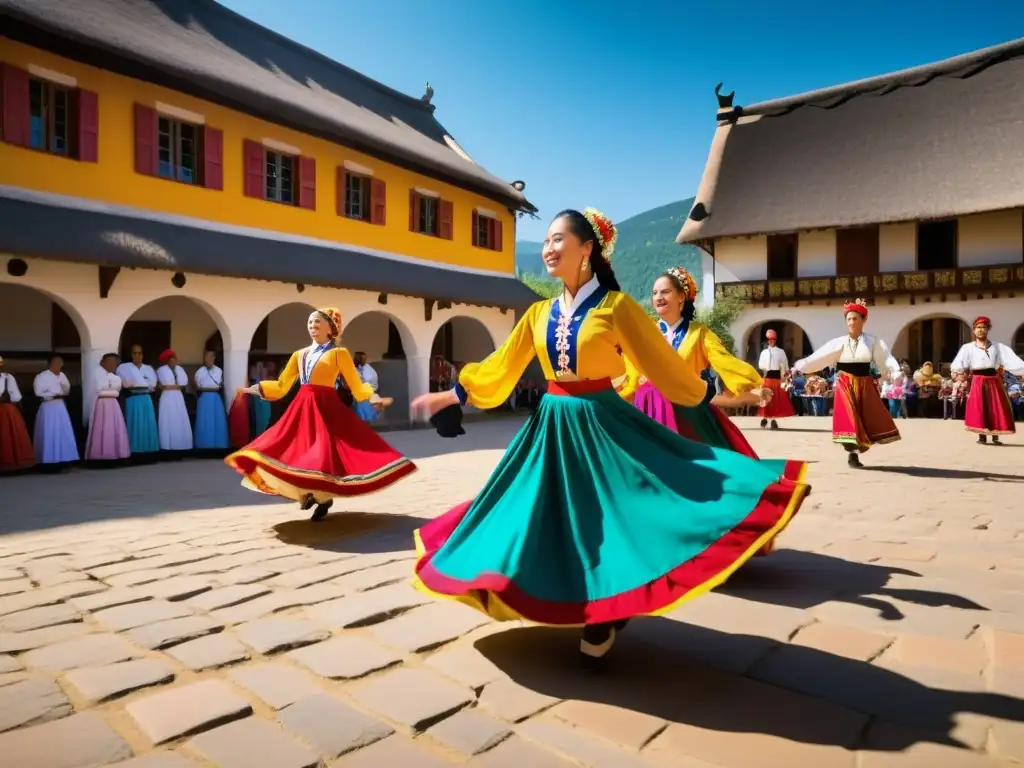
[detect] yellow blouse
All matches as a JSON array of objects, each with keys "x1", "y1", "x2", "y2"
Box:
[
  {"x1": 455, "y1": 283, "x2": 708, "y2": 410},
  {"x1": 619, "y1": 322, "x2": 762, "y2": 403},
  {"x1": 258, "y1": 345, "x2": 374, "y2": 402}
]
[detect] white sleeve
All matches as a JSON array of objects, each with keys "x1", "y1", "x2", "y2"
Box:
[
  {"x1": 949, "y1": 344, "x2": 971, "y2": 373},
  {"x1": 872, "y1": 338, "x2": 901, "y2": 376},
  {"x1": 5, "y1": 375, "x2": 23, "y2": 403},
  {"x1": 794, "y1": 338, "x2": 844, "y2": 374},
  {"x1": 996, "y1": 343, "x2": 1024, "y2": 376}
]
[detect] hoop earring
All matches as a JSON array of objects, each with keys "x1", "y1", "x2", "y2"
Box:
[{"x1": 582, "y1": 262, "x2": 590, "y2": 272}]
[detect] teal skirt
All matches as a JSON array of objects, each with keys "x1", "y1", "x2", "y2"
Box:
[{"x1": 414, "y1": 379, "x2": 809, "y2": 626}]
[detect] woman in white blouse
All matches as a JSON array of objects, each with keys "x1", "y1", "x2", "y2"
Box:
[
  {"x1": 793, "y1": 299, "x2": 901, "y2": 468},
  {"x1": 115, "y1": 344, "x2": 160, "y2": 460},
  {"x1": 84, "y1": 353, "x2": 130, "y2": 463},
  {"x1": 156, "y1": 349, "x2": 193, "y2": 454},
  {"x1": 950, "y1": 316, "x2": 1024, "y2": 445},
  {"x1": 32, "y1": 354, "x2": 79, "y2": 469},
  {"x1": 0, "y1": 355, "x2": 36, "y2": 473},
  {"x1": 193, "y1": 349, "x2": 229, "y2": 453}
]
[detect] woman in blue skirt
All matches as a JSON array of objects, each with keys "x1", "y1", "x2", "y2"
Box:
[
  {"x1": 115, "y1": 345, "x2": 159, "y2": 461},
  {"x1": 193, "y1": 349, "x2": 229, "y2": 454}
]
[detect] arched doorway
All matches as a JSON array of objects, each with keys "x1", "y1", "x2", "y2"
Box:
[
  {"x1": 0, "y1": 282, "x2": 88, "y2": 438},
  {"x1": 119, "y1": 296, "x2": 228, "y2": 422},
  {"x1": 340, "y1": 311, "x2": 412, "y2": 425},
  {"x1": 893, "y1": 315, "x2": 970, "y2": 373},
  {"x1": 743, "y1": 321, "x2": 812, "y2": 367},
  {"x1": 429, "y1": 317, "x2": 496, "y2": 395}
]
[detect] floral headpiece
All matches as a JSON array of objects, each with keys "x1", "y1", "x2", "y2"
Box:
[
  {"x1": 665, "y1": 266, "x2": 698, "y2": 302},
  {"x1": 843, "y1": 298, "x2": 868, "y2": 319},
  {"x1": 582, "y1": 208, "x2": 618, "y2": 261},
  {"x1": 316, "y1": 307, "x2": 343, "y2": 339}
]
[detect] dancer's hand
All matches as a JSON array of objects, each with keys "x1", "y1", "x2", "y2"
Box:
[
  {"x1": 755, "y1": 387, "x2": 773, "y2": 404},
  {"x1": 411, "y1": 389, "x2": 459, "y2": 418}
]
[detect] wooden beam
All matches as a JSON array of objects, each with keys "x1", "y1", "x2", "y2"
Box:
[
  {"x1": 423, "y1": 298, "x2": 435, "y2": 322},
  {"x1": 98, "y1": 266, "x2": 120, "y2": 299}
]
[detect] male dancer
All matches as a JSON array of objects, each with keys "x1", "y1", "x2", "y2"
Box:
[
  {"x1": 758, "y1": 329, "x2": 794, "y2": 429},
  {"x1": 950, "y1": 316, "x2": 1024, "y2": 445}
]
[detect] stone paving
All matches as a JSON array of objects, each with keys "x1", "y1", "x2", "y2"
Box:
[{"x1": 0, "y1": 416, "x2": 1023, "y2": 767}]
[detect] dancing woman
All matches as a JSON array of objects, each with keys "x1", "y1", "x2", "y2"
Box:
[
  {"x1": 950, "y1": 316, "x2": 1024, "y2": 445},
  {"x1": 792, "y1": 299, "x2": 900, "y2": 467},
  {"x1": 620, "y1": 267, "x2": 803, "y2": 482},
  {"x1": 411, "y1": 209, "x2": 809, "y2": 668},
  {"x1": 226, "y1": 307, "x2": 416, "y2": 521}
]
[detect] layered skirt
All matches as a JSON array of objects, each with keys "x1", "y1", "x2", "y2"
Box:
[
  {"x1": 832, "y1": 366, "x2": 900, "y2": 451},
  {"x1": 158, "y1": 390, "x2": 193, "y2": 451},
  {"x1": 226, "y1": 384, "x2": 416, "y2": 503},
  {"x1": 194, "y1": 391, "x2": 230, "y2": 450},
  {"x1": 123, "y1": 390, "x2": 159, "y2": 454},
  {"x1": 0, "y1": 402, "x2": 35, "y2": 472},
  {"x1": 85, "y1": 396, "x2": 130, "y2": 461},
  {"x1": 759, "y1": 372, "x2": 795, "y2": 419},
  {"x1": 414, "y1": 378, "x2": 810, "y2": 626},
  {"x1": 33, "y1": 399, "x2": 79, "y2": 465},
  {"x1": 964, "y1": 370, "x2": 1015, "y2": 436}
]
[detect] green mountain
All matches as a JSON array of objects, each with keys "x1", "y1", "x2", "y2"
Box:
[{"x1": 515, "y1": 198, "x2": 704, "y2": 304}]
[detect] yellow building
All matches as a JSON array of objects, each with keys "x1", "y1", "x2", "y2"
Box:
[
  {"x1": 679, "y1": 38, "x2": 1024, "y2": 369},
  {"x1": 0, "y1": 0, "x2": 537, "y2": 428}
]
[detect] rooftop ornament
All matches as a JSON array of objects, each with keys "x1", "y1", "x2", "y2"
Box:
[{"x1": 421, "y1": 82, "x2": 434, "y2": 105}]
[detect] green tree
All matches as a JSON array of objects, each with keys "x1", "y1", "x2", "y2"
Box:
[
  {"x1": 518, "y1": 271, "x2": 560, "y2": 299},
  {"x1": 695, "y1": 294, "x2": 747, "y2": 353}
]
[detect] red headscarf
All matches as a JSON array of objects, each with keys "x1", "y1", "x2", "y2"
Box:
[
  {"x1": 159, "y1": 349, "x2": 176, "y2": 365},
  {"x1": 843, "y1": 299, "x2": 868, "y2": 319},
  {"x1": 973, "y1": 316, "x2": 991, "y2": 328}
]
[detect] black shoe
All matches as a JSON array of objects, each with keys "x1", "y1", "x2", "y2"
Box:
[
  {"x1": 978, "y1": 435, "x2": 988, "y2": 444},
  {"x1": 770, "y1": 420, "x2": 779, "y2": 430},
  {"x1": 300, "y1": 494, "x2": 317, "y2": 511},
  {"x1": 310, "y1": 500, "x2": 333, "y2": 522},
  {"x1": 760, "y1": 419, "x2": 768, "y2": 428},
  {"x1": 579, "y1": 623, "x2": 617, "y2": 672},
  {"x1": 993, "y1": 436, "x2": 1002, "y2": 445},
  {"x1": 848, "y1": 452, "x2": 862, "y2": 468}
]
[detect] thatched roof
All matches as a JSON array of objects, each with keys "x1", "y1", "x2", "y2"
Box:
[
  {"x1": 0, "y1": 0, "x2": 533, "y2": 212},
  {"x1": 678, "y1": 37, "x2": 1024, "y2": 243},
  {"x1": 0, "y1": 185, "x2": 539, "y2": 308}
]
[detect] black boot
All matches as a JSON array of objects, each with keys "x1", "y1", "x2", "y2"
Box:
[
  {"x1": 770, "y1": 420, "x2": 779, "y2": 430},
  {"x1": 978, "y1": 434, "x2": 988, "y2": 444},
  {"x1": 993, "y1": 435, "x2": 1002, "y2": 445},
  {"x1": 844, "y1": 445, "x2": 862, "y2": 468},
  {"x1": 580, "y1": 623, "x2": 619, "y2": 672},
  {"x1": 310, "y1": 500, "x2": 333, "y2": 522},
  {"x1": 300, "y1": 494, "x2": 316, "y2": 511},
  {"x1": 760, "y1": 419, "x2": 768, "y2": 428}
]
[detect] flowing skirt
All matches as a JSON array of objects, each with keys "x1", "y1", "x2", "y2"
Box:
[
  {"x1": 158, "y1": 390, "x2": 193, "y2": 451},
  {"x1": 228, "y1": 392, "x2": 252, "y2": 449},
  {"x1": 123, "y1": 392, "x2": 160, "y2": 454},
  {"x1": 226, "y1": 384, "x2": 416, "y2": 503},
  {"x1": 194, "y1": 391, "x2": 230, "y2": 449},
  {"x1": 832, "y1": 372, "x2": 901, "y2": 451},
  {"x1": 964, "y1": 374, "x2": 1015, "y2": 435},
  {"x1": 352, "y1": 398, "x2": 379, "y2": 422},
  {"x1": 85, "y1": 397, "x2": 130, "y2": 461},
  {"x1": 33, "y1": 400, "x2": 79, "y2": 465},
  {"x1": 759, "y1": 377, "x2": 795, "y2": 419},
  {"x1": 0, "y1": 402, "x2": 35, "y2": 472},
  {"x1": 414, "y1": 379, "x2": 810, "y2": 626}
]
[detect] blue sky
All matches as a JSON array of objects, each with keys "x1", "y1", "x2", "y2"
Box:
[{"x1": 220, "y1": 0, "x2": 1023, "y2": 241}]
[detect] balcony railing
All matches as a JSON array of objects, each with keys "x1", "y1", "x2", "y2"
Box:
[{"x1": 715, "y1": 264, "x2": 1024, "y2": 304}]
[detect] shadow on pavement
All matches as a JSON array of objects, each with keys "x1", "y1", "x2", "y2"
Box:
[
  {"x1": 861, "y1": 465, "x2": 1024, "y2": 481},
  {"x1": 475, "y1": 622, "x2": 1024, "y2": 756},
  {"x1": 718, "y1": 550, "x2": 988, "y2": 619},
  {"x1": 273, "y1": 511, "x2": 424, "y2": 556}
]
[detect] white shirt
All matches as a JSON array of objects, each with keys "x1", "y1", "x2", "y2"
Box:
[
  {"x1": 116, "y1": 362, "x2": 157, "y2": 391},
  {"x1": 33, "y1": 369, "x2": 71, "y2": 400},
  {"x1": 795, "y1": 334, "x2": 900, "y2": 377},
  {"x1": 950, "y1": 342, "x2": 1024, "y2": 376},
  {"x1": 194, "y1": 365, "x2": 224, "y2": 390},
  {"x1": 157, "y1": 365, "x2": 188, "y2": 390},
  {"x1": 87, "y1": 366, "x2": 122, "y2": 425},
  {"x1": 356, "y1": 363, "x2": 379, "y2": 391},
  {"x1": 555, "y1": 276, "x2": 600, "y2": 317},
  {"x1": 758, "y1": 346, "x2": 789, "y2": 373},
  {"x1": 0, "y1": 372, "x2": 23, "y2": 403}
]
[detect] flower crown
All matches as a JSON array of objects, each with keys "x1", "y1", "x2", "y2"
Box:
[
  {"x1": 666, "y1": 266, "x2": 698, "y2": 302},
  {"x1": 582, "y1": 208, "x2": 618, "y2": 261}
]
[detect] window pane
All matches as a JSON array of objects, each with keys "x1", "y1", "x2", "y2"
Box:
[
  {"x1": 29, "y1": 80, "x2": 45, "y2": 150},
  {"x1": 157, "y1": 118, "x2": 174, "y2": 178},
  {"x1": 265, "y1": 151, "x2": 280, "y2": 200},
  {"x1": 179, "y1": 123, "x2": 196, "y2": 184},
  {"x1": 50, "y1": 87, "x2": 68, "y2": 154},
  {"x1": 280, "y1": 155, "x2": 293, "y2": 204}
]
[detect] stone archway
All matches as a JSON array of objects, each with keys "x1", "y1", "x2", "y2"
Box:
[
  {"x1": 893, "y1": 314, "x2": 971, "y2": 371},
  {"x1": 741, "y1": 320, "x2": 813, "y2": 367},
  {"x1": 340, "y1": 311, "x2": 416, "y2": 424}
]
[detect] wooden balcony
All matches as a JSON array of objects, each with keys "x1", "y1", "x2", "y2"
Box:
[{"x1": 716, "y1": 263, "x2": 1024, "y2": 305}]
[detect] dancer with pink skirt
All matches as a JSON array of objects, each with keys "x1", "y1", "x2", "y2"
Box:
[{"x1": 85, "y1": 353, "x2": 131, "y2": 464}]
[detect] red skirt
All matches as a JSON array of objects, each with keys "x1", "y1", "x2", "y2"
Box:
[
  {"x1": 0, "y1": 403, "x2": 35, "y2": 472},
  {"x1": 228, "y1": 392, "x2": 252, "y2": 449},
  {"x1": 964, "y1": 374, "x2": 1015, "y2": 435},
  {"x1": 832, "y1": 372, "x2": 900, "y2": 451},
  {"x1": 225, "y1": 384, "x2": 416, "y2": 499},
  {"x1": 759, "y1": 377, "x2": 795, "y2": 419}
]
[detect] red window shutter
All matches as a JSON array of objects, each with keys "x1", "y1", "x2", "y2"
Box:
[
  {"x1": 202, "y1": 126, "x2": 223, "y2": 190},
  {"x1": 491, "y1": 218, "x2": 503, "y2": 252},
  {"x1": 409, "y1": 190, "x2": 418, "y2": 231},
  {"x1": 370, "y1": 178, "x2": 386, "y2": 225},
  {"x1": 73, "y1": 89, "x2": 99, "y2": 162},
  {"x1": 243, "y1": 139, "x2": 264, "y2": 198},
  {"x1": 298, "y1": 155, "x2": 316, "y2": 209},
  {"x1": 133, "y1": 103, "x2": 157, "y2": 176},
  {"x1": 1, "y1": 64, "x2": 31, "y2": 147},
  {"x1": 439, "y1": 199, "x2": 454, "y2": 240},
  {"x1": 471, "y1": 210, "x2": 479, "y2": 247}
]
